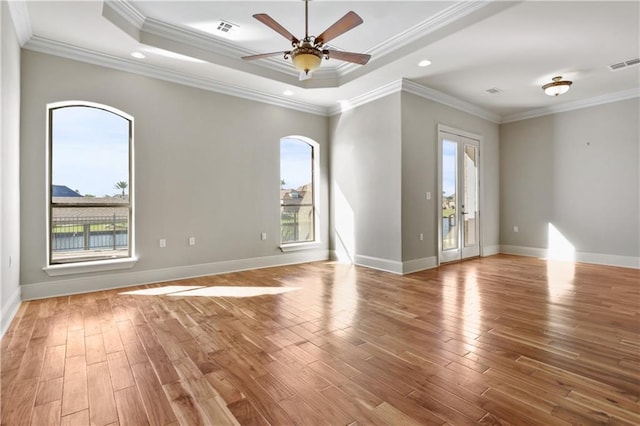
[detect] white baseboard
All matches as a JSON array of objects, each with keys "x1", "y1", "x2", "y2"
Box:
[
  {"x1": 334, "y1": 251, "x2": 437, "y2": 275},
  {"x1": 356, "y1": 255, "x2": 440, "y2": 275},
  {"x1": 482, "y1": 245, "x2": 501, "y2": 257},
  {"x1": 573, "y1": 251, "x2": 639, "y2": 269},
  {"x1": 1, "y1": 286, "x2": 22, "y2": 338},
  {"x1": 500, "y1": 245, "x2": 640, "y2": 269},
  {"x1": 21, "y1": 249, "x2": 330, "y2": 300},
  {"x1": 500, "y1": 245, "x2": 546, "y2": 258},
  {"x1": 355, "y1": 255, "x2": 403, "y2": 275},
  {"x1": 402, "y1": 256, "x2": 438, "y2": 274}
]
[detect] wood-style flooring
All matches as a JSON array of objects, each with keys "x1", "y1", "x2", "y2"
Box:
[{"x1": 1, "y1": 254, "x2": 639, "y2": 425}]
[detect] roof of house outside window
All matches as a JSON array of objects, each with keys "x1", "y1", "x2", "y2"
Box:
[{"x1": 52, "y1": 185, "x2": 82, "y2": 197}]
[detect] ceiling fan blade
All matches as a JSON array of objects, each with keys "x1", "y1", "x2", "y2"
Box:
[
  {"x1": 253, "y1": 14, "x2": 299, "y2": 44},
  {"x1": 241, "y1": 51, "x2": 288, "y2": 61},
  {"x1": 324, "y1": 50, "x2": 371, "y2": 65},
  {"x1": 315, "y1": 11, "x2": 363, "y2": 45}
]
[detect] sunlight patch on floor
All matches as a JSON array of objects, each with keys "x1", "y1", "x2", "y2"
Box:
[
  {"x1": 546, "y1": 223, "x2": 576, "y2": 303},
  {"x1": 168, "y1": 286, "x2": 302, "y2": 298},
  {"x1": 120, "y1": 285, "x2": 302, "y2": 298},
  {"x1": 120, "y1": 285, "x2": 205, "y2": 295}
]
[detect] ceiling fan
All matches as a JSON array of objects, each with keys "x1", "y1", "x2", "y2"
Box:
[{"x1": 241, "y1": 0, "x2": 371, "y2": 79}]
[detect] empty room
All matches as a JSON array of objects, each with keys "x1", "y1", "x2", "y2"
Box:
[{"x1": 1, "y1": 0, "x2": 639, "y2": 425}]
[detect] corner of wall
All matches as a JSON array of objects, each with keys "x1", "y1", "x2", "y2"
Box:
[
  {"x1": 1, "y1": 287, "x2": 22, "y2": 337},
  {"x1": 1, "y1": 0, "x2": 23, "y2": 339}
]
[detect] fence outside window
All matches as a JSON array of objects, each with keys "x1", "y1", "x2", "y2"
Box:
[{"x1": 51, "y1": 214, "x2": 128, "y2": 261}]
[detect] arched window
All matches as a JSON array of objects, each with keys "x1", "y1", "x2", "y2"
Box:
[
  {"x1": 47, "y1": 102, "x2": 133, "y2": 266},
  {"x1": 280, "y1": 137, "x2": 318, "y2": 245}
]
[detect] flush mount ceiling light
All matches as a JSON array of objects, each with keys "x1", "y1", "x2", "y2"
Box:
[
  {"x1": 418, "y1": 59, "x2": 432, "y2": 67},
  {"x1": 542, "y1": 76, "x2": 573, "y2": 96}
]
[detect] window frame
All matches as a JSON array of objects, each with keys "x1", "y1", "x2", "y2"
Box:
[
  {"x1": 44, "y1": 101, "x2": 137, "y2": 276},
  {"x1": 279, "y1": 136, "x2": 320, "y2": 250}
]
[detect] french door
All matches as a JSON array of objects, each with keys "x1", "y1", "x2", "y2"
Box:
[{"x1": 438, "y1": 127, "x2": 480, "y2": 263}]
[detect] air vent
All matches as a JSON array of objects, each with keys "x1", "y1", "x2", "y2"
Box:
[
  {"x1": 216, "y1": 20, "x2": 239, "y2": 33},
  {"x1": 485, "y1": 88, "x2": 503, "y2": 94},
  {"x1": 609, "y1": 57, "x2": 640, "y2": 71}
]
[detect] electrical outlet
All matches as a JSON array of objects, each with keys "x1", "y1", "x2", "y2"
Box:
[
  {"x1": 261, "y1": 232, "x2": 267, "y2": 240},
  {"x1": 159, "y1": 238, "x2": 166, "y2": 248},
  {"x1": 513, "y1": 226, "x2": 519, "y2": 233},
  {"x1": 188, "y1": 237, "x2": 196, "y2": 246},
  {"x1": 426, "y1": 192, "x2": 431, "y2": 200}
]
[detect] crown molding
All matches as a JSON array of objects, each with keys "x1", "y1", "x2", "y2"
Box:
[
  {"x1": 101, "y1": 0, "x2": 143, "y2": 40},
  {"x1": 7, "y1": 0, "x2": 32, "y2": 46},
  {"x1": 20, "y1": 0, "x2": 639, "y2": 126},
  {"x1": 501, "y1": 88, "x2": 640, "y2": 123},
  {"x1": 104, "y1": 0, "x2": 340, "y2": 82},
  {"x1": 328, "y1": 78, "x2": 501, "y2": 122},
  {"x1": 107, "y1": 0, "x2": 488, "y2": 81},
  {"x1": 23, "y1": 36, "x2": 637, "y2": 125},
  {"x1": 24, "y1": 36, "x2": 328, "y2": 117},
  {"x1": 104, "y1": 0, "x2": 144, "y2": 29},
  {"x1": 402, "y1": 79, "x2": 502, "y2": 123},
  {"x1": 334, "y1": 0, "x2": 489, "y2": 75},
  {"x1": 328, "y1": 76, "x2": 636, "y2": 127},
  {"x1": 327, "y1": 80, "x2": 402, "y2": 115},
  {"x1": 142, "y1": 18, "x2": 248, "y2": 59},
  {"x1": 370, "y1": 0, "x2": 488, "y2": 57}
]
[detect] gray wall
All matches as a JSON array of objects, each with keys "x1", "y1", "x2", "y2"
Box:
[
  {"x1": 20, "y1": 51, "x2": 329, "y2": 294},
  {"x1": 328, "y1": 90, "x2": 500, "y2": 272},
  {"x1": 12, "y1": 43, "x2": 639, "y2": 303},
  {"x1": 1, "y1": 2, "x2": 22, "y2": 335},
  {"x1": 329, "y1": 94, "x2": 403, "y2": 267},
  {"x1": 500, "y1": 98, "x2": 640, "y2": 262},
  {"x1": 401, "y1": 92, "x2": 500, "y2": 264}
]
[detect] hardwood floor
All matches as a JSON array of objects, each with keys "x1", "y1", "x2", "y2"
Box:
[{"x1": 1, "y1": 254, "x2": 639, "y2": 425}]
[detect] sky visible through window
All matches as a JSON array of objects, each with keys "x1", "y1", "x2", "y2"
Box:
[
  {"x1": 442, "y1": 141, "x2": 456, "y2": 197},
  {"x1": 280, "y1": 138, "x2": 312, "y2": 190},
  {"x1": 52, "y1": 106, "x2": 129, "y2": 197}
]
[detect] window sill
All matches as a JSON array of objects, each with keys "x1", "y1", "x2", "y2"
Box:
[
  {"x1": 43, "y1": 257, "x2": 138, "y2": 277},
  {"x1": 279, "y1": 242, "x2": 321, "y2": 252}
]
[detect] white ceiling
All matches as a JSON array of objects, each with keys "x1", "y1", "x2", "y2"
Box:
[{"x1": 13, "y1": 0, "x2": 640, "y2": 121}]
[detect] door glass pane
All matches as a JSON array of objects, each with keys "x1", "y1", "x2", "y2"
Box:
[
  {"x1": 463, "y1": 144, "x2": 477, "y2": 247},
  {"x1": 442, "y1": 140, "x2": 457, "y2": 250}
]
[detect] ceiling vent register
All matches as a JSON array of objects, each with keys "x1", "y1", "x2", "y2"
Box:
[
  {"x1": 609, "y1": 58, "x2": 640, "y2": 71},
  {"x1": 216, "y1": 20, "x2": 239, "y2": 33}
]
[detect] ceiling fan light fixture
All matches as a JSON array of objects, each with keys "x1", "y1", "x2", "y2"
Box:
[
  {"x1": 243, "y1": 0, "x2": 369, "y2": 78},
  {"x1": 291, "y1": 44, "x2": 323, "y2": 74},
  {"x1": 542, "y1": 76, "x2": 572, "y2": 96}
]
